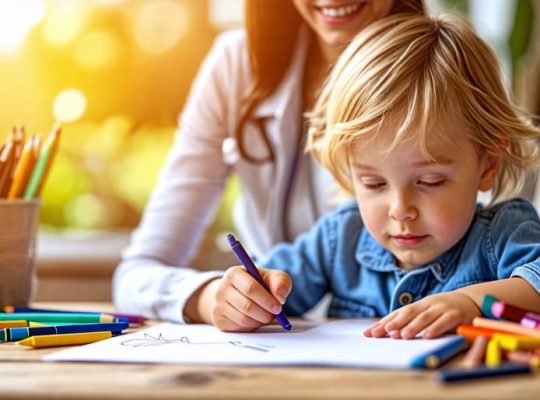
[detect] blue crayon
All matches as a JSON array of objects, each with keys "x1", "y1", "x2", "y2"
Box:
[
  {"x1": 0, "y1": 321, "x2": 129, "y2": 342},
  {"x1": 411, "y1": 336, "x2": 468, "y2": 369},
  {"x1": 437, "y1": 363, "x2": 532, "y2": 383}
]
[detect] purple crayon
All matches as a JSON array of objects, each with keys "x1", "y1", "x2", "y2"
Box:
[
  {"x1": 521, "y1": 313, "x2": 540, "y2": 330},
  {"x1": 227, "y1": 234, "x2": 292, "y2": 331}
]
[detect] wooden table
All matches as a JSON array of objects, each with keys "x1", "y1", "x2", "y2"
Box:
[{"x1": 1, "y1": 303, "x2": 538, "y2": 399}]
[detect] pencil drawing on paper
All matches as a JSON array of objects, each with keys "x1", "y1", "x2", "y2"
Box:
[{"x1": 120, "y1": 332, "x2": 274, "y2": 353}]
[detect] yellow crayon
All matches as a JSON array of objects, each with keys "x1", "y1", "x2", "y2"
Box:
[
  {"x1": 0, "y1": 320, "x2": 28, "y2": 328},
  {"x1": 485, "y1": 338, "x2": 502, "y2": 368},
  {"x1": 494, "y1": 333, "x2": 540, "y2": 351},
  {"x1": 17, "y1": 331, "x2": 112, "y2": 348}
]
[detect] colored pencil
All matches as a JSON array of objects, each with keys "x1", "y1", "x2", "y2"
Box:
[
  {"x1": 17, "y1": 331, "x2": 112, "y2": 348},
  {"x1": 0, "y1": 321, "x2": 128, "y2": 342},
  {"x1": 0, "y1": 313, "x2": 123, "y2": 323},
  {"x1": 7, "y1": 134, "x2": 40, "y2": 198},
  {"x1": 24, "y1": 123, "x2": 60, "y2": 199},
  {"x1": 0, "y1": 139, "x2": 15, "y2": 197},
  {"x1": 472, "y1": 317, "x2": 540, "y2": 338},
  {"x1": 5, "y1": 305, "x2": 145, "y2": 325}
]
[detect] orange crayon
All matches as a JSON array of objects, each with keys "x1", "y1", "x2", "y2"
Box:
[{"x1": 472, "y1": 317, "x2": 540, "y2": 339}]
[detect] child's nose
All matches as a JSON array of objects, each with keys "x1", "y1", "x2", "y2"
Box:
[{"x1": 388, "y1": 192, "x2": 418, "y2": 221}]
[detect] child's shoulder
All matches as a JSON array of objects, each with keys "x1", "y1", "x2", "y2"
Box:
[
  {"x1": 317, "y1": 200, "x2": 361, "y2": 229},
  {"x1": 477, "y1": 197, "x2": 540, "y2": 226}
]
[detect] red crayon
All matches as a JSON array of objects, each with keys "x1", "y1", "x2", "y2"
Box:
[{"x1": 491, "y1": 301, "x2": 528, "y2": 322}]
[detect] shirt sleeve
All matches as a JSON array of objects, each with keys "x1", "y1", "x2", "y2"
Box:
[
  {"x1": 489, "y1": 199, "x2": 540, "y2": 293},
  {"x1": 112, "y1": 31, "x2": 247, "y2": 322},
  {"x1": 259, "y1": 210, "x2": 340, "y2": 316}
]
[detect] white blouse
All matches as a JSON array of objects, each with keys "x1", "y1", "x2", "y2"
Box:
[{"x1": 112, "y1": 28, "x2": 337, "y2": 322}]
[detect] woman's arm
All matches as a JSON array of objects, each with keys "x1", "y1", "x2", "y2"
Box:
[{"x1": 113, "y1": 31, "x2": 247, "y2": 322}]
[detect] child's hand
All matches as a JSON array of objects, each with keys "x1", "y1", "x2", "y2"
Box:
[
  {"x1": 201, "y1": 265, "x2": 292, "y2": 332},
  {"x1": 364, "y1": 291, "x2": 481, "y2": 339}
]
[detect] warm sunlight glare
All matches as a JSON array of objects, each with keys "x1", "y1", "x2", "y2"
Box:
[
  {"x1": 42, "y1": 2, "x2": 86, "y2": 47},
  {"x1": 133, "y1": 0, "x2": 188, "y2": 53},
  {"x1": 53, "y1": 88, "x2": 87, "y2": 122},
  {"x1": 0, "y1": 0, "x2": 46, "y2": 54},
  {"x1": 74, "y1": 30, "x2": 121, "y2": 71}
]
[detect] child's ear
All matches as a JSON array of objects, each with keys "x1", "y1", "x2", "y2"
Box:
[{"x1": 478, "y1": 152, "x2": 502, "y2": 192}]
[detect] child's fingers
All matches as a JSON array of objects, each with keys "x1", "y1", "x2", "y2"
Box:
[
  {"x1": 419, "y1": 312, "x2": 461, "y2": 339},
  {"x1": 393, "y1": 308, "x2": 441, "y2": 339},
  {"x1": 364, "y1": 313, "x2": 398, "y2": 337},
  {"x1": 382, "y1": 303, "x2": 430, "y2": 333},
  {"x1": 223, "y1": 267, "x2": 283, "y2": 316},
  {"x1": 226, "y1": 284, "x2": 276, "y2": 324},
  {"x1": 263, "y1": 269, "x2": 292, "y2": 304},
  {"x1": 213, "y1": 303, "x2": 263, "y2": 332}
]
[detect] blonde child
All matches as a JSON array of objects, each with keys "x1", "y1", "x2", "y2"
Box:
[{"x1": 185, "y1": 13, "x2": 540, "y2": 339}]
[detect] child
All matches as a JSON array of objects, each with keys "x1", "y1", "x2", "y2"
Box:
[{"x1": 184, "y1": 13, "x2": 540, "y2": 339}]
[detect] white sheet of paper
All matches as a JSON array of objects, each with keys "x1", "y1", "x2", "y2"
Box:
[{"x1": 43, "y1": 319, "x2": 459, "y2": 369}]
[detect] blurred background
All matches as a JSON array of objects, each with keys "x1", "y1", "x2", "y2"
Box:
[{"x1": 0, "y1": 0, "x2": 538, "y2": 300}]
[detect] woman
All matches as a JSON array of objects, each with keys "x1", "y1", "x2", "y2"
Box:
[{"x1": 113, "y1": 0, "x2": 424, "y2": 322}]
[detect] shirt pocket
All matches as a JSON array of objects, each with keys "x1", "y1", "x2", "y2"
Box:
[{"x1": 328, "y1": 297, "x2": 379, "y2": 318}]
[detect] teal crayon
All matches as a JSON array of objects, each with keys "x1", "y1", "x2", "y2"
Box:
[
  {"x1": 0, "y1": 313, "x2": 122, "y2": 324},
  {"x1": 0, "y1": 321, "x2": 129, "y2": 342},
  {"x1": 481, "y1": 294, "x2": 499, "y2": 319},
  {"x1": 5, "y1": 305, "x2": 145, "y2": 325},
  {"x1": 411, "y1": 336, "x2": 468, "y2": 369}
]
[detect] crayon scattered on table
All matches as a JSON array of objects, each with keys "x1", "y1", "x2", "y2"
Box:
[
  {"x1": 462, "y1": 335, "x2": 488, "y2": 369},
  {"x1": 5, "y1": 305, "x2": 145, "y2": 325},
  {"x1": 0, "y1": 313, "x2": 124, "y2": 324},
  {"x1": 0, "y1": 321, "x2": 129, "y2": 342},
  {"x1": 17, "y1": 331, "x2": 112, "y2": 348}
]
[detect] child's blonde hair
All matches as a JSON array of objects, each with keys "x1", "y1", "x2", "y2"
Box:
[{"x1": 308, "y1": 13, "x2": 540, "y2": 204}]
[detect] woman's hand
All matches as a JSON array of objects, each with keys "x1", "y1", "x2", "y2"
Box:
[
  {"x1": 364, "y1": 291, "x2": 481, "y2": 339},
  {"x1": 198, "y1": 266, "x2": 292, "y2": 332}
]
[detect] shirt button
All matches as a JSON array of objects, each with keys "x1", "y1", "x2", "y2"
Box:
[{"x1": 398, "y1": 292, "x2": 414, "y2": 306}]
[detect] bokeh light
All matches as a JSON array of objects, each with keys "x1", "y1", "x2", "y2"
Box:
[
  {"x1": 53, "y1": 88, "x2": 87, "y2": 122},
  {"x1": 0, "y1": 0, "x2": 46, "y2": 54},
  {"x1": 42, "y1": 2, "x2": 86, "y2": 47},
  {"x1": 74, "y1": 29, "x2": 121, "y2": 71},
  {"x1": 133, "y1": 0, "x2": 189, "y2": 53}
]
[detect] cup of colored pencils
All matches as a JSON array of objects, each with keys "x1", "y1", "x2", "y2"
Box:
[{"x1": 0, "y1": 123, "x2": 61, "y2": 308}]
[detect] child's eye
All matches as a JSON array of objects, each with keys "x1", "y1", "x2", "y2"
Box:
[
  {"x1": 363, "y1": 182, "x2": 386, "y2": 190},
  {"x1": 418, "y1": 180, "x2": 445, "y2": 188}
]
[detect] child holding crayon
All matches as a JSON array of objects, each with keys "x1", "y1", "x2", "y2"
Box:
[{"x1": 184, "y1": 13, "x2": 540, "y2": 338}]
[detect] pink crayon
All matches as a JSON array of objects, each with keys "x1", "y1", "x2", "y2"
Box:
[{"x1": 521, "y1": 313, "x2": 540, "y2": 330}]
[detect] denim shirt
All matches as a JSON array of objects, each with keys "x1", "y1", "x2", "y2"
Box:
[{"x1": 260, "y1": 198, "x2": 540, "y2": 318}]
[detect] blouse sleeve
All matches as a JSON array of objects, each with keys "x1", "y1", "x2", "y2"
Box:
[{"x1": 112, "y1": 30, "x2": 248, "y2": 322}]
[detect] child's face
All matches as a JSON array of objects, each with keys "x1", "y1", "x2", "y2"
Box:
[{"x1": 349, "y1": 127, "x2": 496, "y2": 270}]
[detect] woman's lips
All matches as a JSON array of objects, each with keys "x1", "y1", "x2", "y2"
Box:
[{"x1": 317, "y1": 2, "x2": 366, "y2": 26}]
